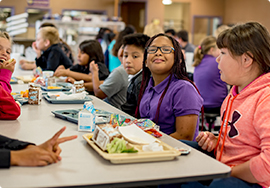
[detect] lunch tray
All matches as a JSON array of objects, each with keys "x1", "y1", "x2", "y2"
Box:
[
  {"x1": 10, "y1": 77, "x2": 18, "y2": 84},
  {"x1": 51, "y1": 108, "x2": 134, "y2": 124},
  {"x1": 83, "y1": 133, "x2": 181, "y2": 164},
  {"x1": 41, "y1": 82, "x2": 73, "y2": 91},
  {"x1": 43, "y1": 94, "x2": 93, "y2": 104},
  {"x1": 11, "y1": 92, "x2": 28, "y2": 105}
]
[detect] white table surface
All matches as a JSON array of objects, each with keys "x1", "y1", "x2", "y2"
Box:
[{"x1": 0, "y1": 82, "x2": 231, "y2": 188}]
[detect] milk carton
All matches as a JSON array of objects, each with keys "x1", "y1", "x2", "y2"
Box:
[
  {"x1": 78, "y1": 101, "x2": 96, "y2": 132},
  {"x1": 72, "y1": 80, "x2": 85, "y2": 93},
  {"x1": 28, "y1": 83, "x2": 42, "y2": 105}
]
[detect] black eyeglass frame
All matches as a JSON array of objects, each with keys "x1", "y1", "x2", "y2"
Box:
[{"x1": 146, "y1": 46, "x2": 175, "y2": 54}]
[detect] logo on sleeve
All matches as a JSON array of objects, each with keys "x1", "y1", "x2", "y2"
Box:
[{"x1": 221, "y1": 110, "x2": 241, "y2": 138}]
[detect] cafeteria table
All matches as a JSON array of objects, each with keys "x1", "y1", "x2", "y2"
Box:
[{"x1": 0, "y1": 83, "x2": 231, "y2": 188}]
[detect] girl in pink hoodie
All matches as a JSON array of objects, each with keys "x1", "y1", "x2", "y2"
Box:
[
  {"x1": 177, "y1": 22, "x2": 270, "y2": 188},
  {"x1": 0, "y1": 32, "x2": 20, "y2": 120}
]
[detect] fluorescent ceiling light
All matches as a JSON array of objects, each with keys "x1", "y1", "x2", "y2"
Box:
[{"x1": 162, "y1": 0, "x2": 172, "y2": 5}]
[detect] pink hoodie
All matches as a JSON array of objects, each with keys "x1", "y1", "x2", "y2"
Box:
[
  {"x1": 0, "y1": 68, "x2": 12, "y2": 93},
  {"x1": 216, "y1": 72, "x2": 270, "y2": 188}
]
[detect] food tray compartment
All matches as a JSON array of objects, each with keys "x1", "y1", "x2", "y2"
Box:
[{"x1": 83, "y1": 133, "x2": 181, "y2": 164}]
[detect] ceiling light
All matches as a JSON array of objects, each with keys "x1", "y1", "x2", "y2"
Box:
[{"x1": 162, "y1": 0, "x2": 172, "y2": 5}]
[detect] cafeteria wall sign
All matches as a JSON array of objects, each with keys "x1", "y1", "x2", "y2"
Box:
[{"x1": 27, "y1": 0, "x2": 49, "y2": 7}]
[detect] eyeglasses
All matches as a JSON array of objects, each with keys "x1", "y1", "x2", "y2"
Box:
[{"x1": 147, "y1": 46, "x2": 175, "y2": 54}]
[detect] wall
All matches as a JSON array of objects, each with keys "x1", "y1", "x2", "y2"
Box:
[
  {"x1": 2, "y1": 0, "x2": 270, "y2": 37},
  {"x1": 0, "y1": 0, "x2": 114, "y2": 16},
  {"x1": 224, "y1": 0, "x2": 270, "y2": 30}
]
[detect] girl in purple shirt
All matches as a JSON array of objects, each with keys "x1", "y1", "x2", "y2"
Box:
[{"x1": 136, "y1": 33, "x2": 203, "y2": 141}]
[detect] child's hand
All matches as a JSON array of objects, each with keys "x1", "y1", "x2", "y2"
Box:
[
  {"x1": 196, "y1": 131, "x2": 217, "y2": 152},
  {"x1": 54, "y1": 68, "x2": 68, "y2": 77},
  {"x1": 89, "y1": 60, "x2": 99, "y2": 74},
  {"x1": 10, "y1": 127, "x2": 77, "y2": 167},
  {"x1": 32, "y1": 42, "x2": 41, "y2": 58},
  {"x1": 0, "y1": 58, "x2": 16, "y2": 73},
  {"x1": 37, "y1": 127, "x2": 77, "y2": 161},
  {"x1": 65, "y1": 76, "x2": 75, "y2": 84}
]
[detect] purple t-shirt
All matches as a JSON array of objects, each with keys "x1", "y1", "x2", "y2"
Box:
[
  {"x1": 193, "y1": 55, "x2": 228, "y2": 108},
  {"x1": 139, "y1": 75, "x2": 203, "y2": 140}
]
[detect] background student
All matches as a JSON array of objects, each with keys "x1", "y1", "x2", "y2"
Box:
[
  {"x1": 120, "y1": 33, "x2": 150, "y2": 117},
  {"x1": 181, "y1": 22, "x2": 270, "y2": 188},
  {"x1": 19, "y1": 22, "x2": 74, "y2": 70},
  {"x1": 34, "y1": 27, "x2": 73, "y2": 71},
  {"x1": 54, "y1": 40, "x2": 109, "y2": 92},
  {"x1": 0, "y1": 127, "x2": 77, "y2": 168},
  {"x1": 193, "y1": 36, "x2": 228, "y2": 128},
  {"x1": 176, "y1": 30, "x2": 195, "y2": 53},
  {"x1": 107, "y1": 25, "x2": 136, "y2": 72},
  {"x1": 90, "y1": 55, "x2": 128, "y2": 109},
  {"x1": 136, "y1": 33, "x2": 203, "y2": 141},
  {"x1": 0, "y1": 32, "x2": 20, "y2": 120}
]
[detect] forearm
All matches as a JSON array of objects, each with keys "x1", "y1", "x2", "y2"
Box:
[
  {"x1": 170, "y1": 131, "x2": 194, "y2": 141},
  {"x1": 91, "y1": 72, "x2": 106, "y2": 99},
  {"x1": 231, "y1": 160, "x2": 259, "y2": 183},
  {"x1": 84, "y1": 81, "x2": 104, "y2": 92},
  {"x1": 66, "y1": 71, "x2": 92, "y2": 82},
  {"x1": 173, "y1": 115, "x2": 197, "y2": 141}
]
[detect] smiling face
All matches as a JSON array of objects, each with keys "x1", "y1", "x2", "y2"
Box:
[
  {"x1": 0, "y1": 37, "x2": 11, "y2": 62},
  {"x1": 122, "y1": 44, "x2": 144, "y2": 75},
  {"x1": 77, "y1": 48, "x2": 90, "y2": 66},
  {"x1": 216, "y1": 48, "x2": 243, "y2": 86},
  {"x1": 146, "y1": 36, "x2": 175, "y2": 78}
]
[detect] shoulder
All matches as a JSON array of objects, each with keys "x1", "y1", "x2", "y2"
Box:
[
  {"x1": 171, "y1": 78, "x2": 194, "y2": 89},
  {"x1": 114, "y1": 65, "x2": 128, "y2": 76}
]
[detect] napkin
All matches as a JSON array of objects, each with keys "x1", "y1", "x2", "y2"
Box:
[{"x1": 48, "y1": 91, "x2": 87, "y2": 100}]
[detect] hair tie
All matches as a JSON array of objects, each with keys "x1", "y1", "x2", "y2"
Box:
[{"x1": 198, "y1": 45, "x2": 201, "y2": 49}]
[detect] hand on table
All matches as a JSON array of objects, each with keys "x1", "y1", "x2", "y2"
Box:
[
  {"x1": 10, "y1": 127, "x2": 77, "y2": 167},
  {"x1": 65, "y1": 76, "x2": 75, "y2": 84},
  {"x1": 54, "y1": 65, "x2": 68, "y2": 77},
  {"x1": 0, "y1": 58, "x2": 16, "y2": 73},
  {"x1": 19, "y1": 59, "x2": 36, "y2": 70},
  {"x1": 196, "y1": 131, "x2": 217, "y2": 152}
]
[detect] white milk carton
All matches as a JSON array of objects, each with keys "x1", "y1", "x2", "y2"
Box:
[{"x1": 78, "y1": 101, "x2": 96, "y2": 132}]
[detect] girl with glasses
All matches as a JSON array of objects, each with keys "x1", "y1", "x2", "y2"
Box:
[{"x1": 135, "y1": 33, "x2": 203, "y2": 141}]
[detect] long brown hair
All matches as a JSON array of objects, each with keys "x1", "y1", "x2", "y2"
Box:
[{"x1": 135, "y1": 33, "x2": 201, "y2": 124}]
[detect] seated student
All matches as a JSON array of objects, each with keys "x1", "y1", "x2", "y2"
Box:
[
  {"x1": 193, "y1": 36, "x2": 228, "y2": 127},
  {"x1": 136, "y1": 33, "x2": 203, "y2": 141},
  {"x1": 120, "y1": 33, "x2": 150, "y2": 117},
  {"x1": 90, "y1": 57, "x2": 128, "y2": 109},
  {"x1": 0, "y1": 127, "x2": 77, "y2": 168},
  {"x1": 20, "y1": 22, "x2": 74, "y2": 70},
  {"x1": 176, "y1": 30, "x2": 195, "y2": 53},
  {"x1": 179, "y1": 22, "x2": 270, "y2": 188},
  {"x1": 165, "y1": 29, "x2": 176, "y2": 38},
  {"x1": 108, "y1": 25, "x2": 136, "y2": 72},
  {"x1": 33, "y1": 27, "x2": 73, "y2": 71},
  {"x1": 0, "y1": 32, "x2": 20, "y2": 120},
  {"x1": 54, "y1": 40, "x2": 109, "y2": 92}
]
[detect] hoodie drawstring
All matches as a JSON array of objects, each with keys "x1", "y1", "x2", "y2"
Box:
[{"x1": 214, "y1": 94, "x2": 237, "y2": 161}]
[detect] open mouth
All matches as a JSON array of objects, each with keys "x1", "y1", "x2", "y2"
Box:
[{"x1": 0, "y1": 59, "x2": 4, "y2": 63}]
